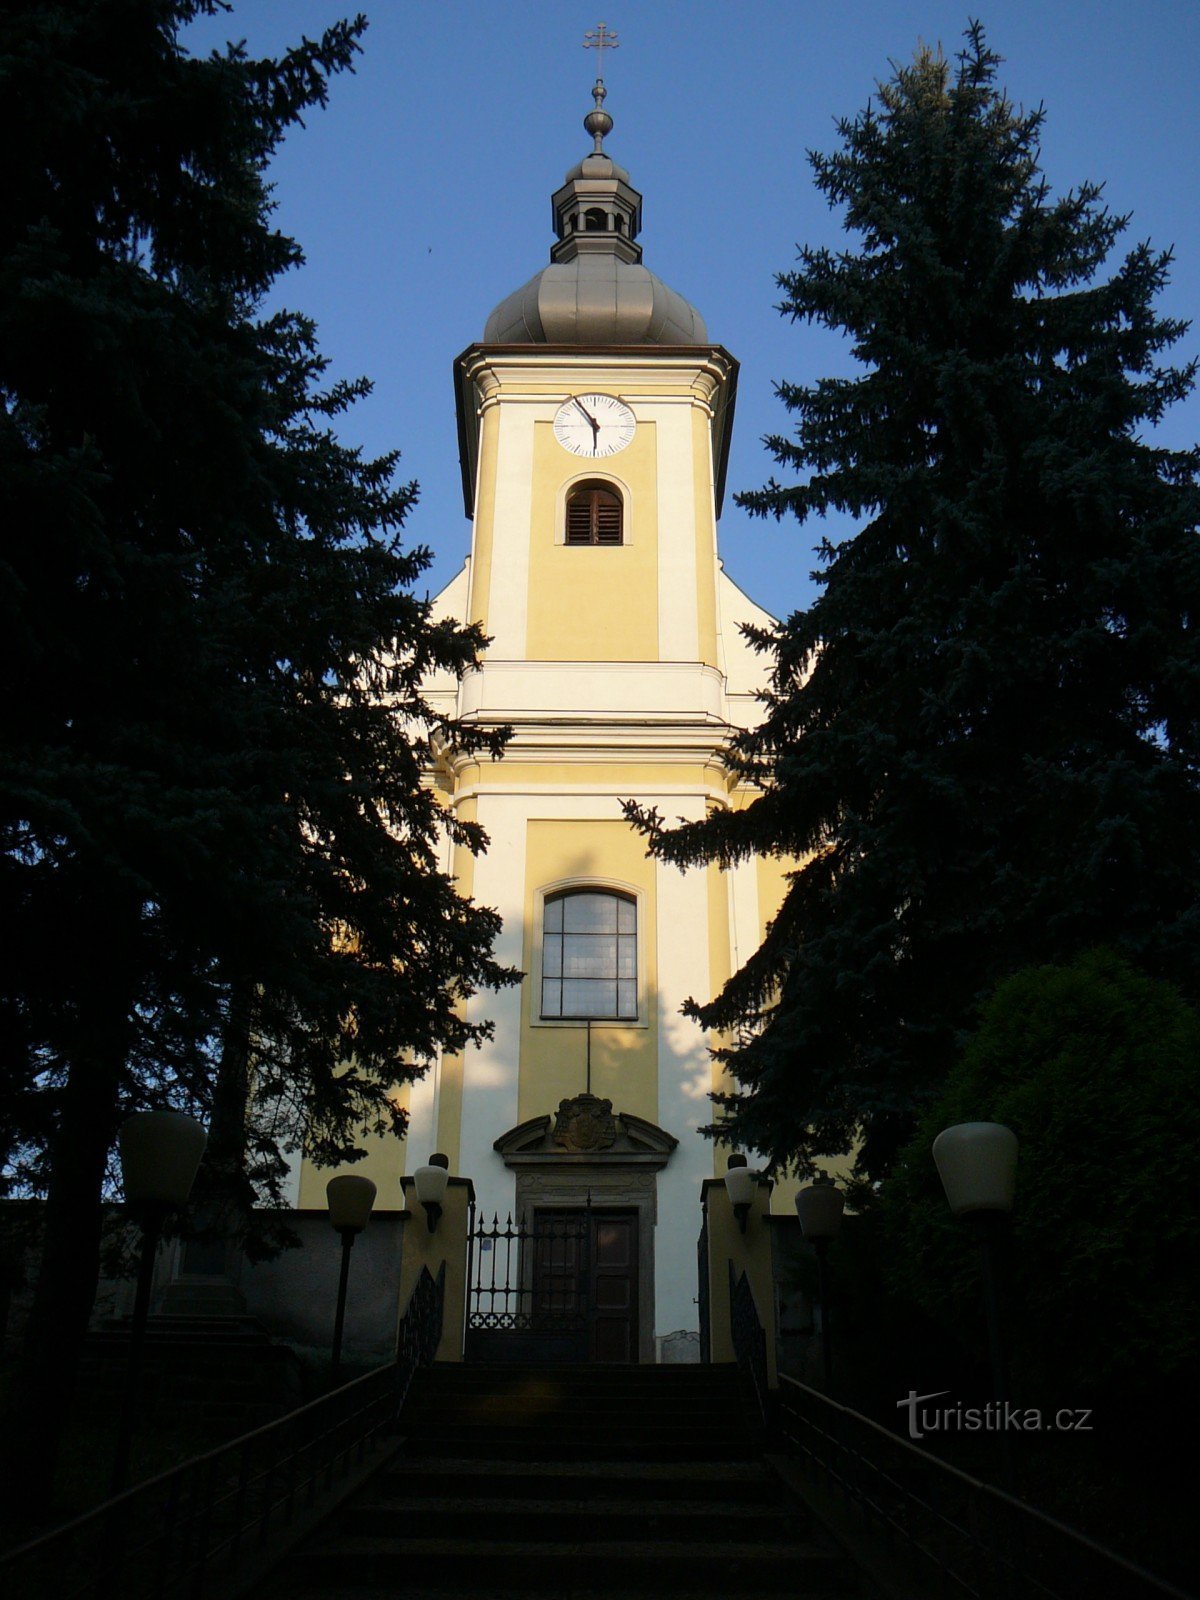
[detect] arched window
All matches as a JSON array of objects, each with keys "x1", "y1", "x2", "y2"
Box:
[
  {"x1": 584, "y1": 207, "x2": 607, "y2": 232},
  {"x1": 565, "y1": 481, "x2": 623, "y2": 546},
  {"x1": 541, "y1": 890, "x2": 637, "y2": 1019}
]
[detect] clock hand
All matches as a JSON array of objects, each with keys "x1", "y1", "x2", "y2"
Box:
[{"x1": 573, "y1": 397, "x2": 600, "y2": 435}]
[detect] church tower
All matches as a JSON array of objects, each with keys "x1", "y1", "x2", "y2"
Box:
[{"x1": 298, "y1": 63, "x2": 787, "y2": 1363}]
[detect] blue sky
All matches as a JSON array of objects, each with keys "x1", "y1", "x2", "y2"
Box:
[{"x1": 184, "y1": 2, "x2": 1200, "y2": 619}]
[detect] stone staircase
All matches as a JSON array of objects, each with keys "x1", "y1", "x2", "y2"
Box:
[
  {"x1": 261, "y1": 1362, "x2": 869, "y2": 1599},
  {"x1": 78, "y1": 1313, "x2": 304, "y2": 1429}
]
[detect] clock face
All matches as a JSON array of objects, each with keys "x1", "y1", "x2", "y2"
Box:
[{"x1": 553, "y1": 393, "x2": 636, "y2": 458}]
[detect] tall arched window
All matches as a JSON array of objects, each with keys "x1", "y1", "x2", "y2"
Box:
[
  {"x1": 565, "y1": 481, "x2": 623, "y2": 546},
  {"x1": 541, "y1": 890, "x2": 637, "y2": 1019}
]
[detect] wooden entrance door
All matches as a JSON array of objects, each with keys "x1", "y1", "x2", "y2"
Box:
[
  {"x1": 533, "y1": 1209, "x2": 639, "y2": 1364},
  {"x1": 589, "y1": 1211, "x2": 638, "y2": 1363}
]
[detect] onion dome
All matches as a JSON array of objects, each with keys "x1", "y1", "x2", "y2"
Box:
[{"x1": 484, "y1": 79, "x2": 707, "y2": 346}]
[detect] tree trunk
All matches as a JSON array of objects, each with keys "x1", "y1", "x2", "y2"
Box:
[{"x1": 4, "y1": 940, "x2": 134, "y2": 1510}]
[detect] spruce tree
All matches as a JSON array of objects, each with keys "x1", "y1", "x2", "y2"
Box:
[
  {"x1": 628, "y1": 27, "x2": 1200, "y2": 1178},
  {"x1": 0, "y1": 0, "x2": 514, "y2": 1495}
]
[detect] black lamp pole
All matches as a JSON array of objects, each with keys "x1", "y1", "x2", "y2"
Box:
[
  {"x1": 325, "y1": 1174, "x2": 376, "y2": 1380},
  {"x1": 814, "y1": 1237, "x2": 835, "y2": 1393},
  {"x1": 974, "y1": 1213, "x2": 1010, "y2": 1406},
  {"x1": 973, "y1": 1211, "x2": 1015, "y2": 1490},
  {"x1": 111, "y1": 1203, "x2": 165, "y2": 1493},
  {"x1": 932, "y1": 1122, "x2": 1019, "y2": 1495},
  {"x1": 111, "y1": 1110, "x2": 208, "y2": 1496},
  {"x1": 331, "y1": 1228, "x2": 357, "y2": 1379},
  {"x1": 795, "y1": 1180, "x2": 845, "y2": 1397}
]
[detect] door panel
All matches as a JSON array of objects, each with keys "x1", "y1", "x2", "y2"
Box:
[{"x1": 532, "y1": 1209, "x2": 639, "y2": 1364}]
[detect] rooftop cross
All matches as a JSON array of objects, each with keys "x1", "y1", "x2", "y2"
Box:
[
  {"x1": 581, "y1": 23, "x2": 618, "y2": 152},
  {"x1": 582, "y1": 21, "x2": 619, "y2": 77}
]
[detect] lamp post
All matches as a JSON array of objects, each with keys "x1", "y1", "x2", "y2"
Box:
[
  {"x1": 326, "y1": 1174, "x2": 377, "y2": 1379},
  {"x1": 724, "y1": 1154, "x2": 757, "y2": 1234},
  {"x1": 112, "y1": 1110, "x2": 208, "y2": 1492},
  {"x1": 795, "y1": 1179, "x2": 845, "y2": 1393},
  {"x1": 933, "y1": 1120, "x2": 1018, "y2": 1490},
  {"x1": 413, "y1": 1153, "x2": 450, "y2": 1233}
]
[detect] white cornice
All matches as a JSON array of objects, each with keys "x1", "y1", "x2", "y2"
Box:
[{"x1": 454, "y1": 343, "x2": 739, "y2": 518}]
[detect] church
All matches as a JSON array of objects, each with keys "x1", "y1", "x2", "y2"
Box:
[{"x1": 289, "y1": 70, "x2": 795, "y2": 1364}]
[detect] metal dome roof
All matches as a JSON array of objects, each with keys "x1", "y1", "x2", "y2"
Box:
[{"x1": 483, "y1": 80, "x2": 707, "y2": 347}]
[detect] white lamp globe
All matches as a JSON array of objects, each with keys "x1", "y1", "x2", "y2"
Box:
[
  {"x1": 118, "y1": 1111, "x2": 207, "y2": 1209},
  {"x1": 414, "y1": 1154, "x2": 451, "y2": 1208},
  {"x1": 723, "y1": 1155, "x2": 757, "y2": 1209},
  {"x1": 326, "y1": 1174, "x2": 377, "y2": 1233},
  {"x1": 795, "y1": 1181, "x2": 845, "y2": 1243},
  {"x1": 932, "y1": 1122, "x2": 1019, "y2": 1216}
]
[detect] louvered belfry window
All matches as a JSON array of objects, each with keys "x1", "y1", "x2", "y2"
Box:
[{"x1": 565, "y1": 482, "x2": 623, "y2": 546}]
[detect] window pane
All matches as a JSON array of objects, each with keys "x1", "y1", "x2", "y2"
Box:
[
  {"x1": 617, "y1": 980, "x2": 637, "y2": 1017},
  {"x1": 543, "y1": 937, "x2": 562, "y2": 977},
  {"x1": 617, "y1": 897, "x2": 636, "y2": 933},
  {"x1": 563, "y1": 932, "x2": 614, "y2": 977},
  {"x1": 563, "y1": 893, "x2": 617, "y2": 933},
  {"x1": 561, "y1": 979, "x2": 617, "y2": 1017},
  {"x1": 544, "y1": 898, "x2": 563, "y2": 932},
  {"x1": 541, "y1": 979, "x2": 562, "y2": 1017}
]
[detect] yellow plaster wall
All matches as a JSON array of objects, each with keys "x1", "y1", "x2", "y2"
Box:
[
  {"x1": 705, "y1": 860, "x2": 736, "y2": 1177},
  {"x1": 297, "y1": 1078, "x2": 410, "y2": 1210},
  {"x1": 433, "y1": 797, "x2": 478, "y2": 1168},
  {"x1": 517, "y1": 818, "x2": 659, "y2": 1124},
  {"x1": 756, "y1": 852, "x2": 792, "y2": 930},
  {"x1": 524, "y1": 421, "x2": 659, "y2": 662}
]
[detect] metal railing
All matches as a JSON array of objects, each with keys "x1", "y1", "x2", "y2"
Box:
[
  {"x1": 0, "y1": 1262, "x2": 445, "y2": 1600},
  {"x1": 725, "y1": 1264, "x2": 1189, "y2": 1598},
  {"x1": 777, "y1": 1373, "x2": 1194, "y2": 1600},
  {"x1": 729, "y1": 1265, "x2": 769, "y2": 1423}
]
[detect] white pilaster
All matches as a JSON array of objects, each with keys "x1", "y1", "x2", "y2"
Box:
[
  {"x1": 729, "y1": 854, "x2": 761, "y2": 980},
  {"x1": 653, "y1": 798, "x2": 712, "y2": 1338},
  {"x1": 402, "y1": 820, "x2": 456, "y2": 1171},
  {"x1": 655, "y1": 403, "x2": 700, "y2": 662},
  {"x1": 484, "y1": 405, "x2": 536, "y2": 659},
  {"x1": 456, "y1": 794, "x2": 529, "y2": 1219}
]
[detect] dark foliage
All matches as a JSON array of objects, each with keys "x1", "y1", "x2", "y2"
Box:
[
  {"x1": 881, "y1": 949, "x2": 1200, "y2": 1400},
  {"x1": 627, "y1": 27, "x2": 1200, "y2": 1177},
  {"x1": 0, "y1": 0, "x2": 515, "y2": 1492}
]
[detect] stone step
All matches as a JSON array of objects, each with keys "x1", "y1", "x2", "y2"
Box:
[
  {"x1": 406, "y1": 1374, "x2": 746, "y2": 1395},
  {"x1": 404, "y1": 1395, "x2": 755, "y2": 1420},
  {"x1": 100, "y1": 1313, "x2": 264, "y2": 1332},
  {"x1": 402, "y1": 1435, "x2": 759, "y2": 1462},
  {"x1": 284, "y1": 1586, "x2": 854, "y2": 1600},
  {"x1": 339, "y1": 1495, "x2": 804, "y2": 1544},
  {"x1": 413, "y1": 1364, "x2": 742, "y2": 1388},
  {"x1": 85, "y1": 1330, "x2": 276, "y2": 1350},
  {"x1": 295, "y1": 1534, "x2": 848, "y2": 1594},
  {"x1": 378, "y1": 1457, "x2": 780, "y2": 1503},
  {"x1": 288, "y1": 1590, "x2": 852, "y2": 1600},
  {"x1": 402, "y1": 1412, "x2": 752, "y2": 1435}
]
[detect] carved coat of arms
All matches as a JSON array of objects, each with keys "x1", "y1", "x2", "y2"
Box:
[{"x1": 553, "y1": 1093, "x2": 618, "y2": 1152}]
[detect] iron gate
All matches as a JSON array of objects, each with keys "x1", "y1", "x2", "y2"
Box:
[{"x1": 465, "y1": 1207, "x2": 591, "y2": 1364}]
